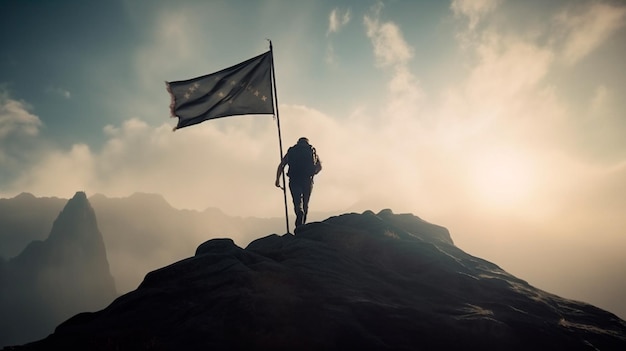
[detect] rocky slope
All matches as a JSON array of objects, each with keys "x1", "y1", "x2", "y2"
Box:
[{"x1": 9, "y1": 210, "x2": 625, "y2": 350}]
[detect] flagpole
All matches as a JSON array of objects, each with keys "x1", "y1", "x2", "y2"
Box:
[{"x1": 269, "y1": 40, "x2": 290, "y2": 234}]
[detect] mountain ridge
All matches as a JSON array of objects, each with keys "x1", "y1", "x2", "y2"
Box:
[
  {"x1": 9, "y1": 209, "x2": 625, "y2": 350},
  {"x1": 2, "y1": 192, "x2": 625, "y2": 323},
  {"x1": 1, "y1": 192, "x2": 290, "y2": 294}
]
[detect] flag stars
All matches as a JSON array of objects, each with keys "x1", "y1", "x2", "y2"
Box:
[
  {"x1": 167, "y1": 51, "x2": 273, "y2": 127},
  {"x1": 183, "y1": 82, "x2": 201, "y2": 100}
]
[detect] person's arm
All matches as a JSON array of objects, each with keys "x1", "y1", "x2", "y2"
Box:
[
  {"x1": 275, "y1": 155, "x2": 288, "y2": 188},
  {"x1": 314, "y1": 157, "x2": 322, "y2": 175},
  {"x1": 314, "y1": 151, "x2": 322, "y2": 175}
]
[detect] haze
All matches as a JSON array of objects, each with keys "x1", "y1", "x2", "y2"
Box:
[{"x1": 1, "y1": 0, "x2": 625, "y2": 319}]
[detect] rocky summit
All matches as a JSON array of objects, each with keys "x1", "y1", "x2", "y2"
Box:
[{"x1": 10, "y1": 210, "x2": 626, "y2": 350}]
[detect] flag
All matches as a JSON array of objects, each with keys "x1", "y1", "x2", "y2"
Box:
[{"x1": 166, "y1": 51, "x2": 274, "y2": 130}]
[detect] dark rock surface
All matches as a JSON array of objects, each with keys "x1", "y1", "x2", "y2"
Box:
[{"x1": 9, "y1": 210, "x2": 626, "y2": 350}]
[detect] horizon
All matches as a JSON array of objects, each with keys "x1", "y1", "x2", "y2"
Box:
[
  {"x1": 1, "y1": 0, "x2": 625, "y2": 321},
  {"x1": 5, "y1": 206, "x2": 624, "y2": 350},
  {"x1": 2, "y1": 189, "x2": 625, "y2": 321}
]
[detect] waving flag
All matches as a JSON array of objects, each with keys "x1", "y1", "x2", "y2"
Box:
[
  {"x1": 166, "y1": 42, "x2": 292, "y2": 234},
  {"x1": 166, "y1": 51, "x2": 274, "y2": 130}
]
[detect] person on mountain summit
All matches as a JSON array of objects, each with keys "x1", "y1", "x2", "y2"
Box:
[{"x1": 275, "y1": 137, "x2": 322, "y2": 228}]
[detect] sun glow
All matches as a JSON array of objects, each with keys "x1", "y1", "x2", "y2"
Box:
[{"x1": 470, "y1": 148, "x2": 536, "y2": 209}]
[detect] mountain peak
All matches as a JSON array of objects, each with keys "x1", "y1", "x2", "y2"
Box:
[
  {"x1": 128, "y1": 192, "x2": 170, "y2": 204},
  {"x1": 15, "y1": 210, "x2": 625, "y2": 350},
  {"x1": 71, "y1": 191, "x2": 87, "y2": 201},
  {"x1": 48, "y1": 191, "x2": 95, "y2": 243},
  {"x1": 2, "y1": 192, "x2": 116, "y2": 347},
  {"x1": 13, "y1": 192, "x2": 36, "y2": 200},
  {"x1": 295, "y1": 209, "x2": 454, "y2": 246}
]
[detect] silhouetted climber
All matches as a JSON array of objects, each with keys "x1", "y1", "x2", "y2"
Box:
[{"x1": 275, "y1": 137, "x2": 322, "y2": 227}]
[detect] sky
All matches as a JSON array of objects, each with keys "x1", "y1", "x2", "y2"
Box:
[{"x1": 1, "y1": 0, "x2": 626, "y2": 318}]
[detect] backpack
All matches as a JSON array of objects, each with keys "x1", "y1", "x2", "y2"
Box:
[{"x1": 287, "y1": 143, "x2": 320, "y2": 178}]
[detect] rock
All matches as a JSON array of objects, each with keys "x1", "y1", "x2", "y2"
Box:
[{"x1": 9, "y1": 210, "x2": 625, "y2": 350}]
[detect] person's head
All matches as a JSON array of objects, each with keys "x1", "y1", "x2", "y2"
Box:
[{"x1": 297, "y1": 137, "x2": 309, "y2": 145}]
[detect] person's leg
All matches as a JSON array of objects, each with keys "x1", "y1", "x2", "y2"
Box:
[
  {"x1": 301, "y1": 178, "x2": 313, "y2": 225},
  {"x1": 289, "y1": 179, "x2": 305, "y2": 227}
]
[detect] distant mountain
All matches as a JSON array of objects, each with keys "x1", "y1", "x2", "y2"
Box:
[
  {"x1": 0, "y1": 192, "x2": 286, "y2": 295},
  {"x1": 0, "y1": 192, "x2": 116, "y2": 347},
  {"x1": 88, "y1": 192, "x2": 284, "y2": 293},
  {"x1": 10, "y1": 210, "x2": 625, "y2": 350},
  {"x1": 0, "y1": 193, "x2": 66, "y2": 259}
]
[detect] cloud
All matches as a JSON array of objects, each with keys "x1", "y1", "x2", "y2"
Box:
[
  {"x1": 364, "y1": 5, "x2": 413, "y2": 68},
  {"x1": 135, "y1": 10, "x2": 194, "y2": 87},
  {"x1": 0, "y1": 91, "x2": 42, "y2": 139},
  {"x1": 363, "y1": 4, "x2": 421, "y2": 123},
  {"x1": 450, "y1": 0, "x2": 501, "y2": 31},
  {"x1": 444, "y1": 0, "x2": 620, "y2": 161},
  {"x1": 327, "y1": 8, "x2": 351, "y2": 36},
  {"x1": 4, "y1": 0, "x2": 623, "y2": 225},
  {"x1": 588, "y1": 84, "x2": 614, "y2": 123},
  {"x1": 447, "y1": 32, "x2": 556, "y2": 140},
  {"x1": 13, "y1": 143, "x2": 95, "y2": 193},
  {"x1": 325, "y1": 8, "x2": 351, "y2": 65},
  {"x1": 446, "y1": 0, "x2": 626, "y2": 166},
  {"x1": 555, "y1": 1, "x2": 626, "y2": 65},
  {"x1": 0, "y1": 89, "x2": 47, "y2": 192},
  {"x1": 437, "y1": 2, "x2": 626, "y2": 316},
  {"x1": 5, "y1": 107, "x2": 354, "y2": 217}
]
